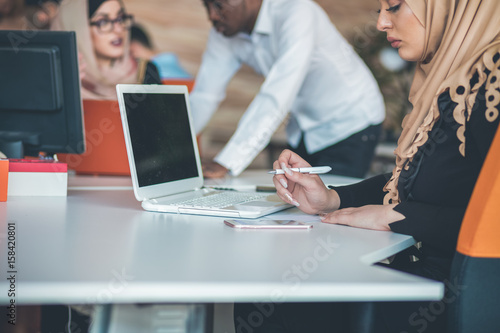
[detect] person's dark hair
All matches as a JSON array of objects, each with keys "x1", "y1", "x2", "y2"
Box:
[{"x1": 130, "y1": 23, "x2": 153, "y2": 49}]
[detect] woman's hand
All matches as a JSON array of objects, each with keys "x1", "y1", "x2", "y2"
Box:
[
  {"x1": 320, "y1": 204, "x2": 404, "y2": 231},
  {"x1": 272, "y1": 149, "x2": 340, "y2": 215}
]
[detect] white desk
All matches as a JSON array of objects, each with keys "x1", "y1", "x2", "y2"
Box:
[{"x1": 0, "y1": 171, "x2": 443, "y2": 306}]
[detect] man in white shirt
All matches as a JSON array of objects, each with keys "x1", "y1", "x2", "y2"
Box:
[{"x1": 191, "y1": 0, "x2": 385, "y2": 178}]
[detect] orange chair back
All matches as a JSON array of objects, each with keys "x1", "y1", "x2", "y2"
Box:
[
  {"x1": 58, "y1": 100, "x2": 130, "y2": 175},
  {"x1": 161, "y1": 78, "x2": 195, "y2": 92},
  {"x1": 59, "y1": 92, "x2": 202, "y2": 176},
  {"x1": 457, "y1": 126, "x2": 500, "y2": 258}
]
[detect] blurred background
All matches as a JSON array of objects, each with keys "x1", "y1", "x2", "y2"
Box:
[{"x1": 123, "y1": 0, "x2": 414, "y2": 174}]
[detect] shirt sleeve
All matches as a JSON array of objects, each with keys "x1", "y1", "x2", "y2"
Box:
[
  {"x1": 189, "y1": 29, "x2": 242, "y2": 135},
  {"x1": 214, "y1": 7, "x2": 319, "y2": 175},
  {"x1": 331, "y1": 173, "x2": 391, "y2": 208}
]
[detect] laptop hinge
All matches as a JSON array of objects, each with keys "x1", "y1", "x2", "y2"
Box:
[{"x1": 145, "y1": 187, "x2": 210, "y2": 202}]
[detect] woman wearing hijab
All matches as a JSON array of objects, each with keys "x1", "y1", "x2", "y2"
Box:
[
  {"x1": 235, "y1": 0, "x2": 500, "y2": 332},
  {"x1": 52, "y1": 0, "x2": 160, "y2": 99}
]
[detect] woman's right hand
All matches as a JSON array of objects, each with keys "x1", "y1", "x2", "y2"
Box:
[{"x1": 272, "y1": 149, "x2": 340, "y2": 215}]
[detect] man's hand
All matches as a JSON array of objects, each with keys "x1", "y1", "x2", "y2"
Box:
[{"x1": 202, "y1": 161, "x2": 229, "y2": 178}]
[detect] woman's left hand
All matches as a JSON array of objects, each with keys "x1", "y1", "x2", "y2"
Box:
[{"x1": 320, "y1": 204, "x2": 404, "y2": 231}]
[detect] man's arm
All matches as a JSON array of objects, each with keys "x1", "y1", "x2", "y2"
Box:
[
  {"x1": 215, "y1": 4, "x2": 318, "y2": 175},
  {"x1": 189, "y1": 29, "x2": 242, "y2": 134}
]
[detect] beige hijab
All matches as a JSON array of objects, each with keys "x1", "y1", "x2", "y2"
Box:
[
  {"x1": 384, "y1": 0, "x2": 500, "y2": 204},
  {"x1": 52, "y1": 0, "x2": 138, "y2": 99}
]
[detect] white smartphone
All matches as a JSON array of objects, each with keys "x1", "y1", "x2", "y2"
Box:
[{"x1": 224, "y1": 219, "x2": 313, "y2": 229}]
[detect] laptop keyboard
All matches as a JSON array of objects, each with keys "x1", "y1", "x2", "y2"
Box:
[{"x1": 174, "y1": 191, "x2": 268, "y2": 209}]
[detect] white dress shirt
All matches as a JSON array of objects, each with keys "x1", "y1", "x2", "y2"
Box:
[{"x1": 190, "y1": 0, "x2": 385, "y2": 176}]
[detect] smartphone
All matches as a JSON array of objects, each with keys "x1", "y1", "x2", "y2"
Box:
[{"x1": 224, "y1": 219, "x2": 313, "y2": 229}]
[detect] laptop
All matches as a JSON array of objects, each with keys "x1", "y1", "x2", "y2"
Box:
[{"x1": 116, "y1": 84, "x2": 292, "y2": 218}]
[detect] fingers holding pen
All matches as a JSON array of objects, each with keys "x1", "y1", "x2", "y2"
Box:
[
  {"x1": 272, "y1": 160, "x2": 290, "y2": 189},
  {"x1": 272, "y1": 161, "x2": 300, "y2": 207},
  {"x1": 273, "y1": 149, "x2": 311, "y2": 189},
  {"x1": 276, "y1": 188, "x2": 301, "y2": 207},
  {"x1": 272, "y1": 150, "x2": 330, "y2": 210},
  {"x1": 273, "y1": 173, "x2": 300, "y2": 207}
]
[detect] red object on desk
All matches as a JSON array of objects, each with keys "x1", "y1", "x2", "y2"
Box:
[
  {"x1": 8, "y1": 158, "x2": 67, "y2": 173},
  {"x1": 6, "y1": 159, "x2": 68, "y2": 197}
]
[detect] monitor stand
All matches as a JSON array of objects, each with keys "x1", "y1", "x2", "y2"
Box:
[{"x1": 0, "y1": 131, "x2": 40, "y2": 159}]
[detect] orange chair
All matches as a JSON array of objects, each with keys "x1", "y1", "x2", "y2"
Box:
[
  {"x1": 58, "y1": 100, "x2": 131, "y2": 175},
  {"x1": 448, "y1": 126, "x2": 500, "y2": 332}
]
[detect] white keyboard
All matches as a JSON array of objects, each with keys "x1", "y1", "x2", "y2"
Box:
[{"x1": 174, "y1": 191, "x2": 268, "y2": 209}]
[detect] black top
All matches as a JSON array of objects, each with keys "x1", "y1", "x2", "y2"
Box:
[{"x1": 333, "y1": 67, "x2": 500, "y2": 280}]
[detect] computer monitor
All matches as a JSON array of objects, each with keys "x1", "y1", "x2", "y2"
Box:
[{"x1": 0, "y1": 30, "x2": 85, "y2": 158}]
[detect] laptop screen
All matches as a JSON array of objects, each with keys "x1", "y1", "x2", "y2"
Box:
[{"x1": 123, "y1": 92, "x2": 199, "y2": 187}]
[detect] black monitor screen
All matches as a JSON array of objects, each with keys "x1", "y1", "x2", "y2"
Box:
[
  {"x1": 0, "y1": 30, "x2": 84, "y2": 158},
  {"x1": 123, "y1": 92, "x2": 199, "y2": 187}
]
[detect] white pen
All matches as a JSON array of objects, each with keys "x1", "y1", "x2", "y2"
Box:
[{"x1": 268, "y1": 166, "x2": 332, "y2": 175}]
